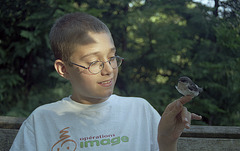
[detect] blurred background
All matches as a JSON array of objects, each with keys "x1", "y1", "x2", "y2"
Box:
[{"x1": 0, "y1": 0, "x2": 239, "y2": 126}]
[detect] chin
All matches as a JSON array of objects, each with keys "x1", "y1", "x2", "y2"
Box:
[
  {"x1": 97, "y1": 89, "x2": 114, "y2": 100},
  {"x1": 101, "y1": 90, "x2": 113, "y2": 98}
]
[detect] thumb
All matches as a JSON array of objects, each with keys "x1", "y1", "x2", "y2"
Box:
[
  {"x1": 167, "y1": 96, "x2": 192, "y2": 118},
  {"x1": 169, "y1": 100, "x2": 183, "y2": 118},
  {"x1": 162, "y1": 96, "x2": 191, "y2": 119}
]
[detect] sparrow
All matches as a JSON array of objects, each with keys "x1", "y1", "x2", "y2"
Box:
[{"x1": 175, "y1": 76, "x2": 203, "y2": 97}]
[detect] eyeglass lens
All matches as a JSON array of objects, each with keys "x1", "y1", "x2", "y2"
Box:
[{"x1": 89, "y1": 56, "x2": 122, "y2": 74}]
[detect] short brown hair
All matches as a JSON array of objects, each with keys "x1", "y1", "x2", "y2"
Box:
[{"x1": 49, "y1": 12, "x2": 111, "y2": 64}]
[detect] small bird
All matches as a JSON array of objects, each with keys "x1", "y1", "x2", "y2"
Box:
[{"x1": 175, "y1": 76, "x2": 203, "y2": 97}]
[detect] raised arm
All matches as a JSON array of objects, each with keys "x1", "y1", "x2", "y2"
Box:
[{"x1": 157, "y1": 96, "x2": 202, "y2": 151}]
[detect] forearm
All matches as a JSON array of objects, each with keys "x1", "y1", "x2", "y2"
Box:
[
  {"x1": 157, "y1": 96, "x2": 202, "y2": 151},
  {"x1": 158, "y1": 137, "x2": 178, "y2": 151}
]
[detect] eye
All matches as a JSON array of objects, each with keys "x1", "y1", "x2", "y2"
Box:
[
  {"x1": 179, "y1": 77, "x2": 188, "y2": 83},
  {"x1": 109, "y1": 56, "x2": 116, "y2": 61},
  {"x1": 89, "y1": 61, "x2": 100, "y2": 66},
  {"x1": 181, "y1": 79, "x2": 187, "y2": 82},
  {"x1": 86, "y1": 58, "x2": 98, "y2": 64}
]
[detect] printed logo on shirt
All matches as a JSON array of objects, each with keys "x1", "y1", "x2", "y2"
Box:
[
  {"x1": 51, "y1": 127, "x2": 77, "y2": 151},
  {"x1": 51, "y1": 127, "x2": 129, "y2": 150}
]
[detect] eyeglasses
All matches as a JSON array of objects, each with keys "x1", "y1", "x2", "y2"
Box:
[{"x1": 70, "y1": 56, "x2": 124, "y2": 74}]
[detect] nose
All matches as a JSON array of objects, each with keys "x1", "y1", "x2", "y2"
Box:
[{"x1": 101, "y1": 61, "x2": 114, "y2": 76}]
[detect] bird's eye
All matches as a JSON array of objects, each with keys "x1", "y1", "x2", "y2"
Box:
[{"x1": 180, "y1": 79, "x2": 187, "y2": 82}]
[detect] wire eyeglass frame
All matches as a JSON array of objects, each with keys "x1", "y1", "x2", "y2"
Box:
[{"x1": 70, "y1": 56, "x2": 124, "y2": 74}]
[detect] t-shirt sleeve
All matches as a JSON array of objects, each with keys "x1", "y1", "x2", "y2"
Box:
[
  {"x1": 137, "y1": 98, "x2": 161, "y2": 151},
  {"x1": 10, "y1": 119, "x2": 36, "y2": 151},
  {"x1": 149, "y1": 103, "x2": 161, "y2": 151}
]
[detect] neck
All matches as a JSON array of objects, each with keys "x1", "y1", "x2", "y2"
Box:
[{"x1": 70, "y1": 95, "x2": 109, "y2": 105}]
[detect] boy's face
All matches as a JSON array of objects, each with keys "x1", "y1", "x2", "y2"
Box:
[{"x1": 62, "y1": 32, "x2": 118, "y2": 104}]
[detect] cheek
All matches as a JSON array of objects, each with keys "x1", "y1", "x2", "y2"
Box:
[
  {"x1": 70, "y1": 68, "x2": 118, "y2": 91},
  {"x1": 113, "y1": 68, "x2": 118, "y2": 81},
  {"x1": 77, "y1": 75, "x2": 99, "y2": 91},
  {"x1": 115, "y1": 71, "x2": 118, "y2": 78}
]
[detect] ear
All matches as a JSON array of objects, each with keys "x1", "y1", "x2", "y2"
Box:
[{"x1": 54, "y1": 59, "x2": 70, "y2": 80}]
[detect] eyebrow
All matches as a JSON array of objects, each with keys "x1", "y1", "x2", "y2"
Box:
[{"x1": 80, "y1": 47, "x2": 116, "y2": 59}]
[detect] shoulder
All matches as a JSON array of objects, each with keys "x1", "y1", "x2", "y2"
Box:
[
  {"x1": 111, "y1": 94, "x2": 148, "y2": 102},
  {"x1": 33, "y1": 96, "x2": 70, "y2": 112},
  {"x1": 111, "y1": 94, "x2": 161, "y2": 121},
  {"x1": 24, "y1": 97, "x2": 70, "y2": 123},
  {"x1": 111, "y1": 94, "x2": 150, "y2": 105},
  {"x1": 111, "y1": 94, "x2": 159, "y2": 114}
]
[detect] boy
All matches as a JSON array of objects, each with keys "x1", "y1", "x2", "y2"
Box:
[{"x1": 10, "y1": 12, "x2": 201, "y2": 151}]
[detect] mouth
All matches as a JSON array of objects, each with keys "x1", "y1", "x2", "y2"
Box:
[{"x1": 98, "y1": 79, "x2": 113, "y2": 87}]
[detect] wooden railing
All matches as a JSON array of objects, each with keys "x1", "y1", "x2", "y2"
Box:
[
  {"x1": 1, "y1": 116, "x2": 240, "y2": 151},
  {"x1": 178, "y1": 125, "x2": 240, "y2": 150}
]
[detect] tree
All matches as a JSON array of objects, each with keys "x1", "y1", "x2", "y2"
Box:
[
  {"x1": 1, "y1": 0, "x2": 240, "y2": 126},
  {"x1": 0, "y1": 0, "x2": 98, "y2": 116}
]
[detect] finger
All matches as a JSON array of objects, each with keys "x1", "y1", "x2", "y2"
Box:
[
  {"x1": 181, "y1": 107, "x2": 191, "y2": 129},
  {"x1": 191, "y1": 113, "x2": 202, "y2": 120},
  {"x1": 178, "y1": 95, "x2": 193, "y2": 105},
  {"x1": 165, "y1": 96, "x2": 192, "y2": 113},
  {"x1": 163, "y1": 96, "x2": 192, "y2": 118},
  {"x1": 166, "y1": 100, "x2": 182, "y2": 118}
]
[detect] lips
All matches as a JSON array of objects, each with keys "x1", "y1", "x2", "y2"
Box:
[{"x1": 98, "y1": 79, "x2": 113, "y2": 87}]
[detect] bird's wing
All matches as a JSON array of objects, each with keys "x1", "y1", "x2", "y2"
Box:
[{"x1": 188, "y1": 83, "x2": 198, "y2": 91}]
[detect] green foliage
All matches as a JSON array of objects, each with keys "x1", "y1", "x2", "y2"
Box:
[
  {"x1": 0, "y1": 0, "x2": 94, "y2": 116},
  {"x1": 1, "y1": 0, "x2": 240, "y2": 126}
]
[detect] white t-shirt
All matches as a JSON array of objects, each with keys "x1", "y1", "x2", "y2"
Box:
[{"x1": 10, "y1": 95, "x2": 161, "y2": 151}]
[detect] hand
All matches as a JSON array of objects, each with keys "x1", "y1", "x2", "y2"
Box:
[{"x1": 158, "y1": 96, "x2": 202, "y2": 151}]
